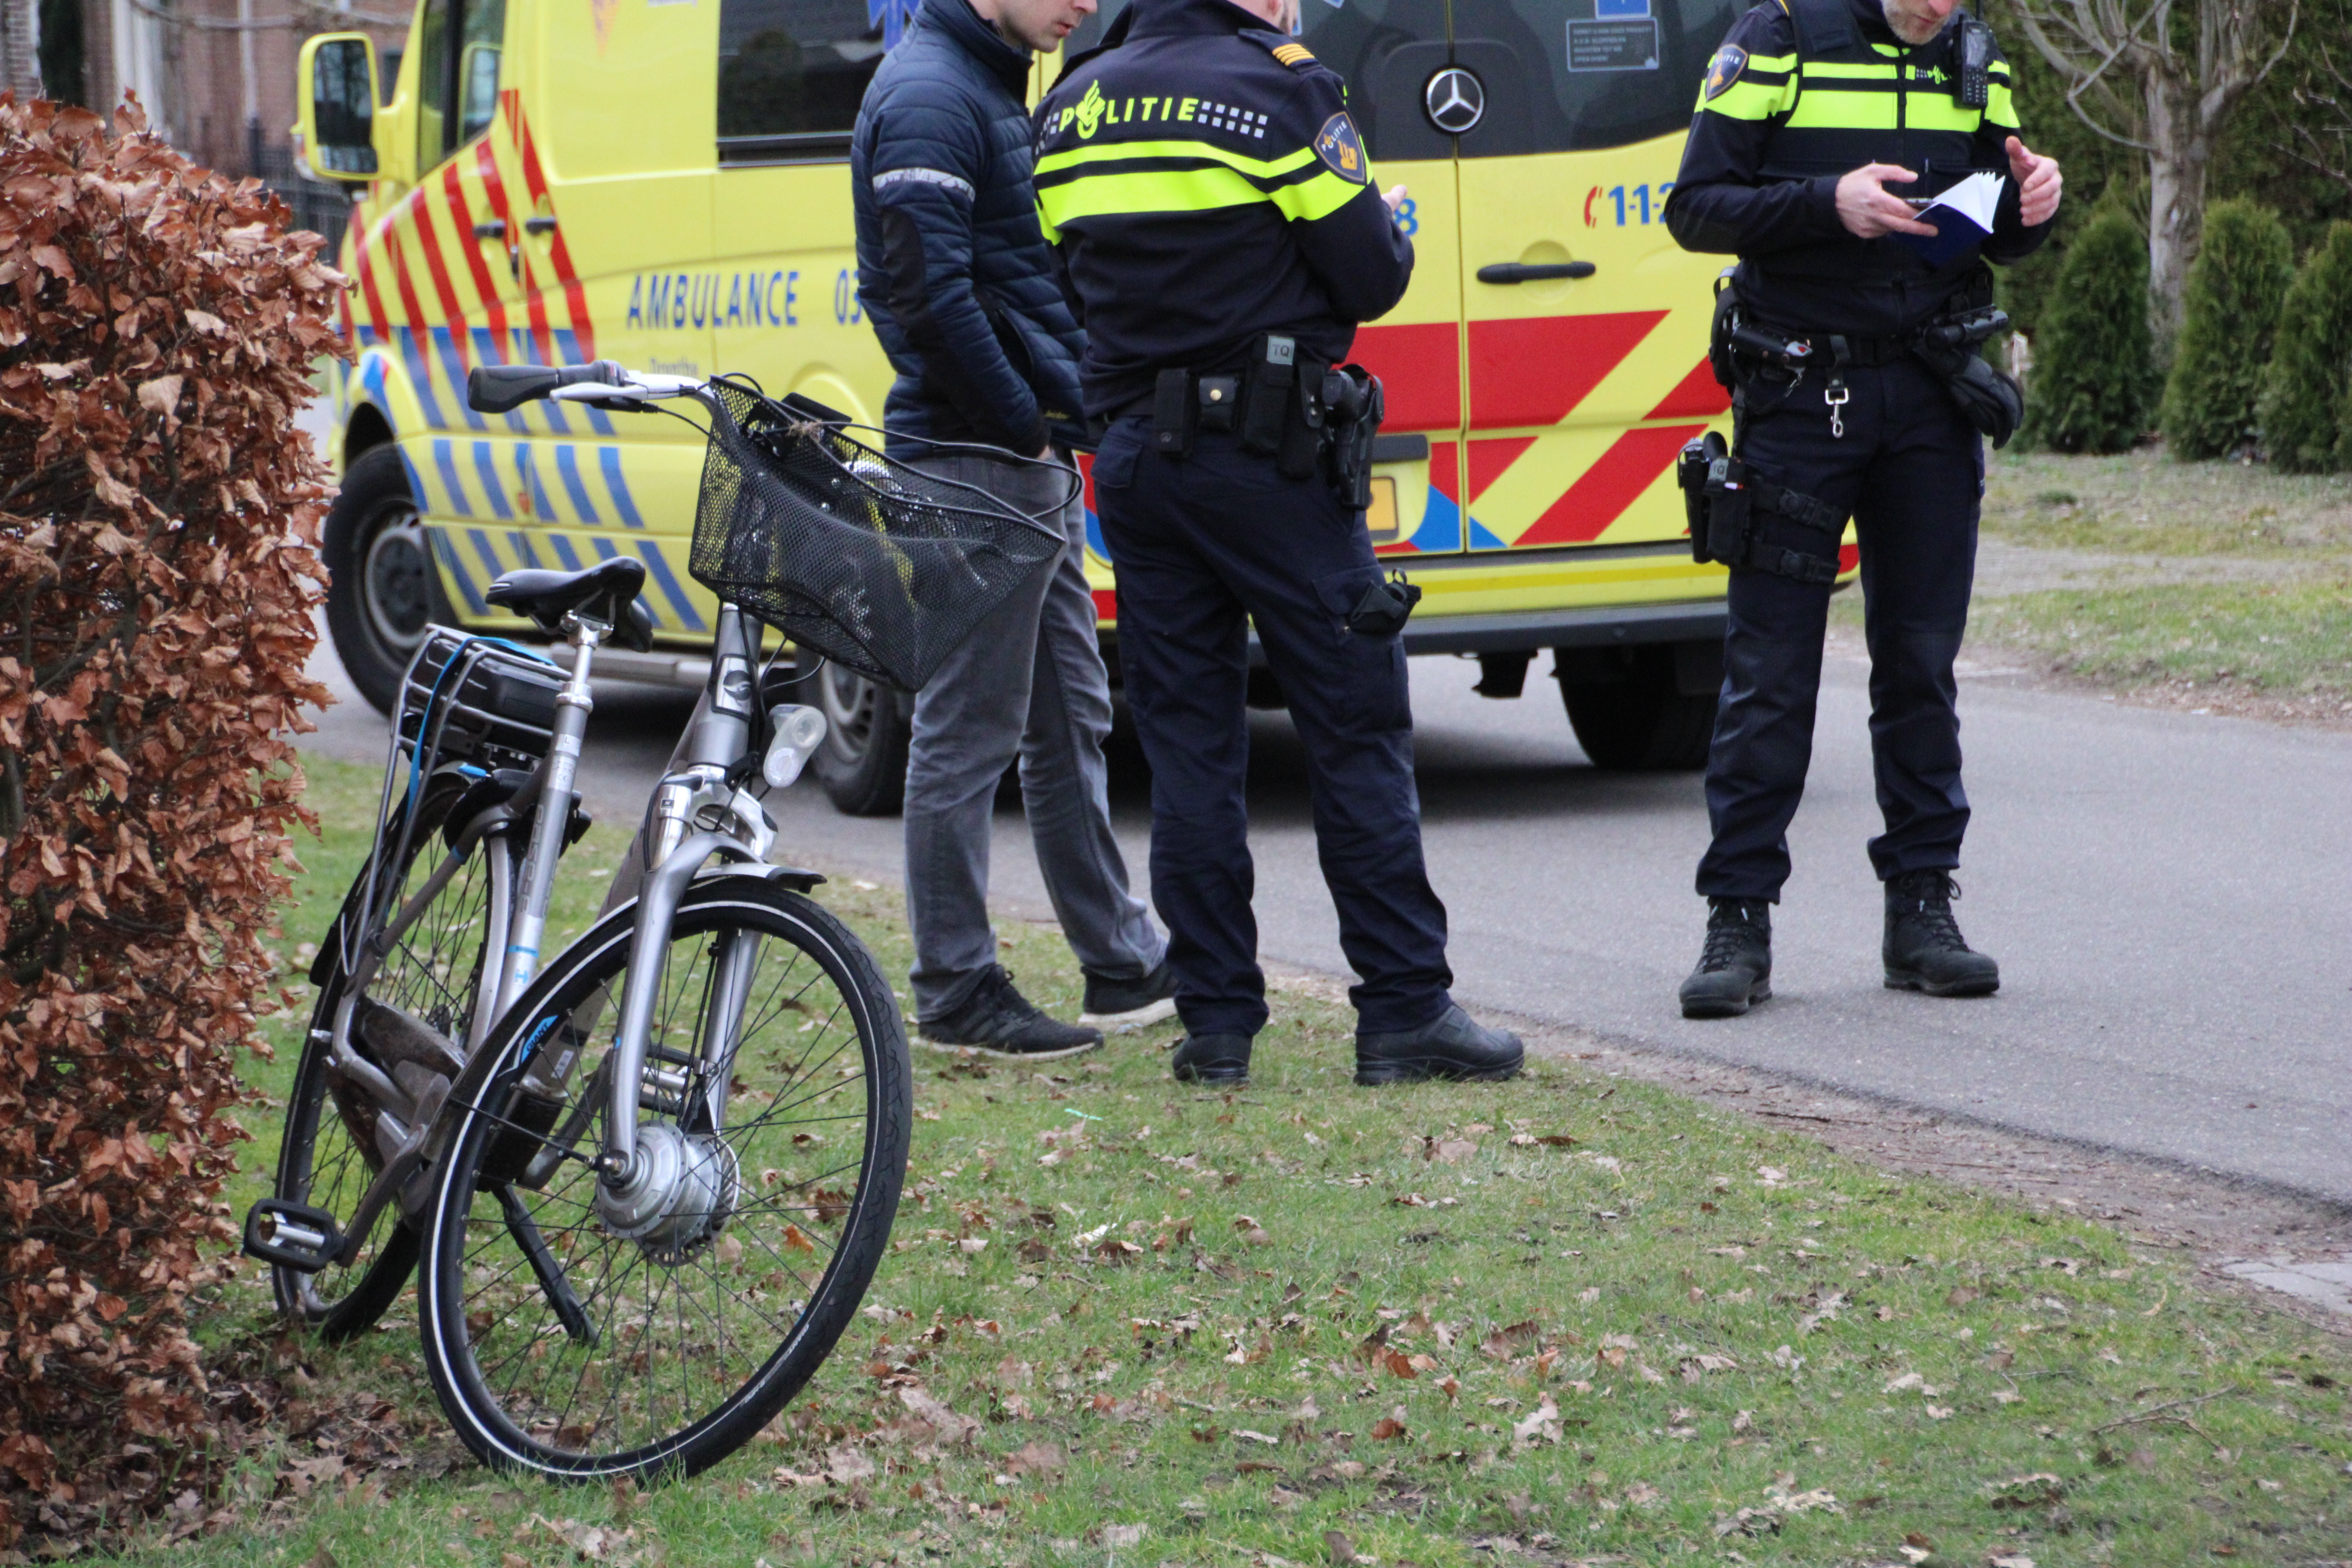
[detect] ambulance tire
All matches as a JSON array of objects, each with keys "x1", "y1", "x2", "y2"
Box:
[
  {"x1": 1560, "y1": 647, "x2": 1717, "y2": 771},
  {"x1": 324, "y1": 444, "x2": 456, "y2": 715},
  {"x1": 798, "y1": 647, "x2": 913, "y2": 817}
]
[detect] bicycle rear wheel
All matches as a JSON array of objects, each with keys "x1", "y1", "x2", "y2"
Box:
[
  {"x1": 271, "y1": 770, "x2": 511, "y2": 1338},
  {"x1": 416, "y1": 874, "x2": 909, "y2": 1480}
]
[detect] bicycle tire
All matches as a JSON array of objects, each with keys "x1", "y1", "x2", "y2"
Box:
[
  {"x1": 416, "y1": 874, "x2": 910, "y2": 1481},
  {"x1": 271, "y1": 769, "x2": 512, "y2": 1338}
]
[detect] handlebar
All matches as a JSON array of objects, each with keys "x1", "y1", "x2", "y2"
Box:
[{"x1": 466, "y1": 360, "x2": 708, "y2": 414}]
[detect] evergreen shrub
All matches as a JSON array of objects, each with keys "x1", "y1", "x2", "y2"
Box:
[
  {"x1": 2021, "y1": 200, "x2": 2154, "y2": 454},
  {"x1": 2255, "y1": 221, "x2": 2352, "y2": 473},
  {"x1": 2160, "y1": 201, "x2": 2294, "y2": 460}
]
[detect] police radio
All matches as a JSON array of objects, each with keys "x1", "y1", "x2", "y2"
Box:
[{"x1": 1956, "y1": 15, "x2": 1993, "y2": 109}]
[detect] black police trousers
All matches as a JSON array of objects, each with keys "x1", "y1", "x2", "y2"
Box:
[
  {"x1": 1697, "y1": 355, "x2": 1981, "y2": 902},
  {"x1": 1091, "y1": 417, "x2": 1455, "y2": 1040}
]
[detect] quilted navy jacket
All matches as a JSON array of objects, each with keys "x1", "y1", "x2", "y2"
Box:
[{"x1": 851, "y1": 0, "x2": 1086, "y2": 456}]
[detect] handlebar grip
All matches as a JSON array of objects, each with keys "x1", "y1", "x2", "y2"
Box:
[{"x1": 467, "y1": 360, "x2": 626, "y2": 414}]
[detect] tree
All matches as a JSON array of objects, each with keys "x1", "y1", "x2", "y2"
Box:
[
  {"x1": 2022, "y1": 199, "x2": 2155, "y2": 452},
  {"x1": 2253, "y1": 221, "x2": 2352, "y2": 472},
  {"x1": 2002, "y1": 0, "x2": 2301, "y2": 338},
  {"x1": 2159, "y1": 200, "x2": 2294, "y2": 458}
]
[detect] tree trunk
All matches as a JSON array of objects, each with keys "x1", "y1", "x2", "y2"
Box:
[{"x1": 2143, "y1": 67, "x2": 2214, "y2": 342}]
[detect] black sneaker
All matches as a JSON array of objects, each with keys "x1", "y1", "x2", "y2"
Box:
[
  {"x1": 1883, "y1": 871, "x2": 2000, "y2": 997},
  {"x1": 1680, "y1": 898, "x2": 1772, "y2": 1019},
  {"x1": 1080, "y1": 959, "x2": 1179, "y2": 1031},
  {"x1": 1170, "y1": 1033, "x2": 1252, "y2": 1084},
  {"x1": 1355, "y1": 1005, "x2": 1523, "y2": 1087},
  {"x1": 918, "y1": 966, "x2": 1102, "y2": 1060}
]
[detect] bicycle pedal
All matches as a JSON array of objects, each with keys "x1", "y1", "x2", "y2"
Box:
[{"x1": 243, "y1": 1199, "x2": 345, "y2": 1273}]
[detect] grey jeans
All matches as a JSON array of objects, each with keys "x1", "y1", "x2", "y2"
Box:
[{"x1": 903, "y1": 450, "x2": 1163, "y2": 1020}]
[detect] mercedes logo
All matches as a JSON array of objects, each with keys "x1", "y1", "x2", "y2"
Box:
[{"x1": 1425, "y1": 66, "x2": 1485, "y2": 134}]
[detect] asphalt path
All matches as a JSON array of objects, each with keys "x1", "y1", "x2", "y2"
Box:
[{"x1": 299, "y1": 632, "x2": 2352, "y2": 1206}]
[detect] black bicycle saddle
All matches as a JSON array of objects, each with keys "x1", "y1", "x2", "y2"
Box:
[{"x1": 486, "y1": 557, "x2": 656, "y2": 651}]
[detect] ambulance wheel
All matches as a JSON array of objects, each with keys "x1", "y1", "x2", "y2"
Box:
[
  {"x1": 324, "y1": 445, "x2": 455, "y2": 715},
  {"x1": 1560, "y1": 647, "x2": 1717, "y2": 771},
  {"x1": 798, "y1": 647, "x2": 912, "y2": 817}
]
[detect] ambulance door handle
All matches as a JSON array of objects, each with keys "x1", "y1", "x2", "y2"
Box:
[
  {"x1": 472, "y1": 220, "x2": 507, "y2": 241},
  {"x1": 524, "y1": 216, "x2": 559, "y2": 237},
  {"x1": 1477, "y1": 261, "x2": 1596, "y2": 284}
]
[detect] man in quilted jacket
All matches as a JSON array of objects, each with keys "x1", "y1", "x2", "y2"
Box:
[{"x1": 852, "y1": 0, "x2": 1174, "y2": 1058}]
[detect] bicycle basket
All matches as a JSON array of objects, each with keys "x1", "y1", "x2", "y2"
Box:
[{"x1": 688, "y1": 381, "x2": 1069, "y2": 692}]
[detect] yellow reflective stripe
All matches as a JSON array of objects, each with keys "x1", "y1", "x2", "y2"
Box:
[
  {"x1": 1036, "y1": 162, "x2": 1361, "y2": 227},
  {"x1": 1786, "y1": 88, "x2": 1898, "y2": 129},
  {"x1": 1986, "y1": 81, "x2": 2020, "y2": 129},
  {"x1": 1036, "y1": 196, "x2": 1061, "y2": 246},
  {"x1": 1744, "y1": 50, "x2": 1796, "y2": 71},
  {"x1": 1034, "y1": 138, "x2": 1317, "y2": 181},
  {"x1": 1801, "y1": 60, "x2": 1899, "y2": 79},
  {"x1": 1700, "y1": 76, "x2": 1796, "y2": 119},
  {"x1": 1906, "y1": 96, "x2": 1988, "y2": 132}
]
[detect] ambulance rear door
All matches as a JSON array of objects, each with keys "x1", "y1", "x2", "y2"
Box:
[{"x1": 1446, "y1": 0, "x2": 1738, "y2": 558}]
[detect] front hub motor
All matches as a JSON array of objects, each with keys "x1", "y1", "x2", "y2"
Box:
[{"x1": 594, "y1": 1122, "x2": 738, "y2": 1263}]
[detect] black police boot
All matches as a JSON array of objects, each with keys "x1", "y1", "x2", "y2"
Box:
[
  {"x1": 1171, "y1": 1033, "x2": 1252, "y2": 1084},
  {"x1": 1679, "y1": 898, "x2": 1772, "y2": 1019},
  {"x1": 1354, "y1": 1005, "x2": 1524, "y2": 1087},
  {"x1": 1883, "y1": 871, "x2": 2000, "y2": 997},
  {"x1": 918, "y1": 966, "x2": 1103, "y2": 1060}
]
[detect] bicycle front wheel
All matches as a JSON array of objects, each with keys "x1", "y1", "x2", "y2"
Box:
[{"x1": 416, "y1": 873, "x2": 910, "y2": 1481}]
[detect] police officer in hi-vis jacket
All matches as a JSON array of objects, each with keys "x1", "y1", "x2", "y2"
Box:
[
  {"x1": 1033, "y1": 0, "x2": 1524, "y2": 1088},
  {"x1": 1664, "y1": 0, "x2": 2061, "y2": 1019}
]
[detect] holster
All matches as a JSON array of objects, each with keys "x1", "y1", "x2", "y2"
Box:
[
  {"x1": 1910, "y1": 302, "x2": 2023, "y2": 448},
  {"x1": 1676, "y1": 430, "x2": 1845, "y2": 583}
]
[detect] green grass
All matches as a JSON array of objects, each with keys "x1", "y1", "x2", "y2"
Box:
[
  {"x1": 131, "y1": 758, "x2": 2352, "y2": 1567},
  {"x1": 1984, "y1": 448, "x2": 2352, "y2": 558},
  {"x1": 1969, "y1": 577, "x2": 2352, "y2": 701}
]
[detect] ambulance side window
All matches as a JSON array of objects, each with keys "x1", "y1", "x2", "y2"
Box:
[
  {"x1": 717, "y1": 0, "x2": 886, "y2": 163},
  {"x1": 1451, "y1": 0, "x2": 1742, "y2": 156},
  {"x1": 416, "y1": 0, "x2": 506, "y2": 167}
]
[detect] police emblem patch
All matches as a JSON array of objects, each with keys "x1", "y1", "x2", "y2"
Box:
[
  {"x1": 1703, "y1": 43, "x2": 1748, "y2": 100},
  {"x1": 1314, "y1": 112, "x2": 1369, "y2": 184}
]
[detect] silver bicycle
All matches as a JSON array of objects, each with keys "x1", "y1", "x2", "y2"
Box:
[{"x1": 249, "y1": 359, "x2": 1071, "y2": 1479}]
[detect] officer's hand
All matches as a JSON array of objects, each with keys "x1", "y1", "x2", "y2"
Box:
[
  {"x1": 2007, "y1": 136, "x2": 2063, "y2": 227},
  {"x1": 1836, "y1": 163, "x2": 1938, "y2": 240},
  {"x1": 1381, "y1": 183, "x2": 1408, "y2": 213}
]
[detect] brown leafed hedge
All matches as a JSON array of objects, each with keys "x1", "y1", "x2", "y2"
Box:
[{"x1": 0, "y1": 95, "x2": 342, "y2": 1544}]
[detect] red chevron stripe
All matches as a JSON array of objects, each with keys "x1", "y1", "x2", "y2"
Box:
[
  {"x1": 510, "y1": 103, "x2": 595, "y2": 358},
  {"x1": 1646, "y1": 357, "x2": 1731, "y2": 419},
  {"x1": 1466, "y1": 437, "x2": 1533, "y2": 503},
  {"x1": 407, "y1": 197, "x2": 471, "y2": 370},
  {"x1": 1514, "y1": 423, "x2": 1705, "y2": 546},
  {"x1": 387, "y1": 229, "x2": 432, "y2": 354},
  {"x1": 442, "y1": 162, "x2": 510, "y2": 350},
  {"x1": 352, "y1": 213, "x2": 391, "y2": 344},
  {"x1": 1466, "y1": 312, "x2": 1666, "y2": 430},
  {"x1": 1348, "y1": 320, "x2": 1460, "y2": 432}
]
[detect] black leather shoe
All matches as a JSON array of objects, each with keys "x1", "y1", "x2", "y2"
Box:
[
  {"x1": 1883, "y1": 871, "x2": 2000, "y2": 997},
  {"x1": 1354, "y1": 1005, "x2": 1523, "y2": 1086},
  {"x1": 918, "y1": 966, "x2": 1102, "y2": 1060},
  {"x1": 1680, "y1": 898, "x2": 1772, "y2": 1019},
  {"x1": 1171, "y1": 1033, "x2": 1252, "y2": 1084}
]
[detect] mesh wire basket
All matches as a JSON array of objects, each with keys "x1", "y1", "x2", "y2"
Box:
[{"x1": 688, "y1": 380, "x2": 1071, "y2": 691}]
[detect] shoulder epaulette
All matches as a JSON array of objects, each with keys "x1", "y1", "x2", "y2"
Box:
[{"x1": 1239, "y1": 28, "x2": 1321, "y2": 71}]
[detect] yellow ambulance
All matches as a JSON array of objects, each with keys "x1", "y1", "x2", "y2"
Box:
[{"x1": 296, "y1": 0, "x2": 1826, "y2": 812}]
